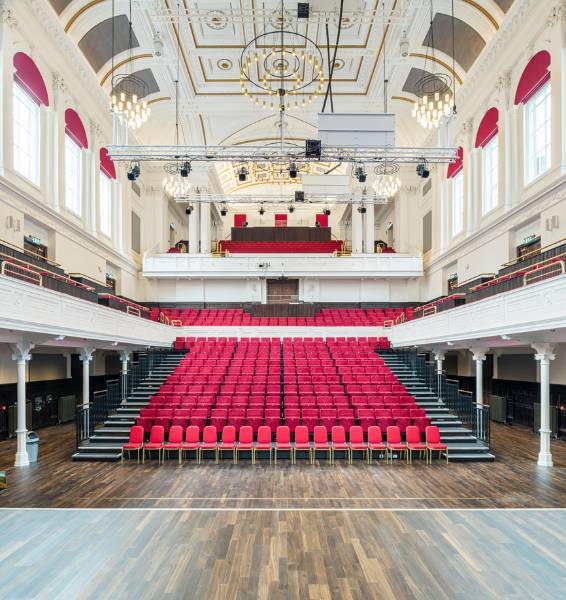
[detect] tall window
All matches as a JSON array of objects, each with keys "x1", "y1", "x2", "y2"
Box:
[
  {"x1": 524, "y1": 81, "x2": 551, "y2": 184},
  {"x1": 482, "y1": 136, "x2": 499, "y2": 215},
  {"x1": 12, "y1": 83, "x2": 40, "y2": 185},
  {"x1": 451, "y1": 170, "x2": 464, "y2": 236},
  {"x1": 64, "y1": 135, "x2": 82, "y2": 215},
  {"x1": 99, "y1": 172, "x2": 112, "y2": 237}
]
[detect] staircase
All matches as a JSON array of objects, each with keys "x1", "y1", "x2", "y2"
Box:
[
  {"x1": 380, "y1": 353, "x2": 495, "y2": 462},
  {"x1": 72, "y1": 352, "x2": 186, "y2": 461}
]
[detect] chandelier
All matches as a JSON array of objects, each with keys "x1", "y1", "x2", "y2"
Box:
[
  {"x1": 373, "y1": 164, "x2": 400, "y2": 198},
  {"x1": 411, "y1": 0, "x2": 455, "y2": 129},
  {"x1": 109, "y1": 0, "x2": 150, "y2": 130},
  {"x1": 239, "y1": 7, "x2": 324, "y2": 111}
]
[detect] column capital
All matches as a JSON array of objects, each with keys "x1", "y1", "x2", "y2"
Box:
[
  {"x1": 433, "y1": 350, "x2": 446, "y2": 361},
  {"x1": 119, "y1": 349, "x2": 132, "y2": 362},
  {"x1": 469, "y1": 347, "x2": 488, "y2": 361},
  {"x1": 10, "y1": 342, "x2": 34, "y2": 362},
  {"x1": 532, "y1": 343, "x2": 556, "y2": 362},
  {"x1": 79, "y1": 346, "x2": 96, "y2": 362}
]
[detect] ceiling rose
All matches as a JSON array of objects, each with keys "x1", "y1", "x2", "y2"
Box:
[{"x1": 205, "y1": 10, "x2": 228, "y2": 30}]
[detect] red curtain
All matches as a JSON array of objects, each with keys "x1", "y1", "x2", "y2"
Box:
[
  {"x1": 316, "y1": 214, "x2": 328, "y2": 227},
  {"x1": 274, "y1": 214, "x2": 287, "y2": 227},
  {"x1": 514, "y1": 50, "x2": 551, "y2": 105},
  {"x1": 65, "y1": 108, "x2": 88, "y2": 149},
  {"x1": 447, "y1": 146, "x2": 463, "y2": 179},
  {"x1": 475, "y1": 108, "x2": 499, "y2": 148},
  {"x1": 234, "y1": 214, "x2": 247, "y2": 228},
  {"x1": 13, "y1": 52, "x2": 49, "y2": 106},
  {"x1": 100, "y1": 148, "x2": 116, "y2": 179}
]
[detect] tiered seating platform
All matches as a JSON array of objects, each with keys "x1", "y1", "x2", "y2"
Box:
[{"x1": 218, "y1": 241, "x2": 344, "y2": 254}]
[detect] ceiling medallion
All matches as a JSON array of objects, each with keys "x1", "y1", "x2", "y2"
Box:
[
  {"x1": 217, "y1": 59, "x2": 233, "y2": 71},
  {"x1": 334, "y1": 14, "x2": 357, "y2": 29},
  {"x1": 205, "y1": 10, "x2": 228, "y2": 30},
  {"x1": 332, "y1": 58, "x2": 345, "y2": 71},
  {"x1": 269, "y1": 9, "x2": 294, "y2": 30}
]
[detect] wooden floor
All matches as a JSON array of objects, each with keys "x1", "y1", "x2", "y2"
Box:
[{"x1": 0, "y1": 424, "x2": 565, "y2": 599}]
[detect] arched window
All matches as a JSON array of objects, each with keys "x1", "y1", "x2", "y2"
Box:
[
  {"x1": 447, "y1": 147, "x2": 464, "y2": 236},
  {"x1": 12, "y1": 53, "x2": 48, "y2": 185},
  {"x1": 476, "y1": 108, "x2": 499, "y2": 215},
  {"x1": 99, "y1": 148, "x2": 116, "y2": 237},
  {"x1": 64, "y1": 108, "x2": 88, "y2": 216},
  {"x1": 515, "y1": 51, "x2": 551, "y2": 184}
]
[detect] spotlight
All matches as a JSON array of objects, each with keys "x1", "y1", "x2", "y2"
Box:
[
  {"x1": 259, "y1": 206, "x2": 265, "y2": 216},
  {"x1": 127, "y1": 161, "x2": 140, "y2": 181},
  {"x1": 323, "y1": 208, "x2": 331, "y2": 216},
  {"x1": 357, "y1": 205, "x2": 367, "y2": 214},
  {"x1": 238, "y1": 166, "x2": 248, "y2": 182},
  {"x1": 416, "y1": 162, "x2": 430, "y2": 179},
  {"x1": 243, "y1": 221, "x2": 248, "y2": 227},
  {"x1": 185, "y1": 205, "x2": 194, "y2": 215},
  {"x1": 354, "y1": 165, "x2": 367, "y2": 183},
  {"x1": 295, "y1": 191, "x2": 305, "y2": 202},
  {"x1": 288, "y1": 205, "x2": 295, "y2": 213},
  {"x1": 179, "y1": 161, "x2": 191, "y2": 178},
  {"x1": 289, "y1": 162, "x2": 298, "y2": 179},
  {"x1": 220, "y1": 206, "x2": 227, "y2": 217}
]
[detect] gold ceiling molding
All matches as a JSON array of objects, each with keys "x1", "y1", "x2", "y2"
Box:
[
  {"x1": 100, "y1": 54, "x2": 153, "y2": 87},
  {"x1": 409, "y1": 53, "x2": 463, "y2": 85},
  {"x1": 199, "y1": 114, "x2": 208, "y2": 145},
  {"x1": 64, "y1": 0, "x2": 104, "y2": 33},
  {"x1": 147, "y1": 97, "x2": 171, "y2": 106},
  {"x1": 391, "y1": 95, "x2": 417, "y2": 104},
  {"x1": 218, "y1": 114, "x2": 317, "y2": 146},
  {"x1": 462, "y1": 0, "x2": 499, "y2": 31}
]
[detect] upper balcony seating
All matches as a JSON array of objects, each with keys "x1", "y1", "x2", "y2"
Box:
[
  {"x1": 152, "y1": 306, "x2": 413, "y2": 327},
  {"x1": 218, "y1": 241, "x2": 344, "y2": 254}
]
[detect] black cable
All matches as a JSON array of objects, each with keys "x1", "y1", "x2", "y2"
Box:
[
  {"x1": 451, "y1": 0, "x2": 456, "y2": 113},
  {"x1": 322, "y1": 0, "x2": 345, "y2": 113},
  {"x1": 324, "y1": 162, "x2": 342, "y2": 175},
  {"x1": 325, "y1": 23, "x2": 334, "y2": 112}
]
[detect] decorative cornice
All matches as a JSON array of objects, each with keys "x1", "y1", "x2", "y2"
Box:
[
  {"x1": 1, "y1": 0, "x2": 17, "y2": 28},
  {"x1": 546, "y1": 0, "x2": 566, "y2": 27}
]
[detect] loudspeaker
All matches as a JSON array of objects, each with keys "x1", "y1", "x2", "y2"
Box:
[{"x1": 305, "y1": 139, "x2": 322, "y2": 158}]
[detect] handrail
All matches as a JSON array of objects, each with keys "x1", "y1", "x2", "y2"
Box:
[
  {"x1": 0, "y1": 237, "x2": 61, "y2": 267},
  {"x1": 99, "y1": 294, "x2": 149, "y2": 312},
  {"x1": 502, "y1": 236, "x2": 564, "y2": 267},
  {"x1": 160, "y1": 311, "x2": 170, "y2": 325},
  {"x1": 523, "y1": 260, "x2": 565, "y2": 285},
  {"x1": 126, "y1": 305, "x2": 141, "y2": 317},
  {"x1": 454, "y1": 272, "x2": 496, "y2": 288},
  {"x1": 0, "y1": 250, "x2": 65, "y2": 281},
  {"x1": 69, "y1": 272, "x2": 112, "y2": 289},
  {"x1": 1, "y1": 261, "x2": 43, "y2": 286}
]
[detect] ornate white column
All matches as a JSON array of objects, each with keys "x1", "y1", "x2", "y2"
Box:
[
  {"x1": 79, "y1": 347, "x2": 95, "y2": 408},
  {"x1": 49, "y1": 72, "x2": 67, "y2": 212},
  {"x1": 532, "y1": 343, "x2": 555, "y2": 467},
  {"x1": 119, "y1": 348, "x2": 131, "y2": 401},
  {"x1": 351, "y1": 206, "x2": 363, "y2": 254},
  {"x1": 547, "y1": 6, "x2": 566, "y2": 171},
  {"x1": 87, "y1": 119, "x2": 102, "y2": 236},
  {"x1": 364, "y1": 202, "x2": 374, "y2": 253},
  {"x1": 10, "y1": 342, "x2": 34, "y2": 467},
  {"x1": 200, "y1": 201, "x2": 211, "y2": 254},
  {"x1": 188, "y1": 203, "x2": 200, "y2": 254},
  {"x1": 433, "y1": 350, "x2": 446, "y2": 375},
  {"x1": 496, "y1": 71, "x2": 515, "y2": 210},
  {"x1": 470, "y1": 348, "x2": 488, "y2": 407}
]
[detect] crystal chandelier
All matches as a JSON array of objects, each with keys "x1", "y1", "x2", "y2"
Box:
[
  {"x1": 163, "y1": 171, "x2": 190, "y2": 197},
  {"x1": 373, "y1": 164, "x2": 400, "y2": 199},
  {"x1": 411, "y1": 0, "x2": 455, "y2": 129},
  {"x1": 239, "y1": 3, "x2": 324, "y2": 112},
  {"x1": 109, "y1": 1, "x2": 150, "y2": 130}
]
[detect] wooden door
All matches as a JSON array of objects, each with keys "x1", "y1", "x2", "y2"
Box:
[{"x1": 267, "y1": 279, "x2": 299, "y2": 303}]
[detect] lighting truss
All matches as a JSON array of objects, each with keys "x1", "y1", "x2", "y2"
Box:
[
  {"x1": 173, "y1": 193, "x2": 390, "y2": 205},
  {"x1": 106, "y1": 144, "x2": 457, "y2": 165},
  {"x1": 140, "y1": 0, "x2": 428, "y2": 26}
]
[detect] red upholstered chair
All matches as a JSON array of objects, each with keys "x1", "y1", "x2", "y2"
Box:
[
  {"x1": 143, "y1": 425, "x2": 164, "y2": 464},
  {"x1": 386, "y1": 426, "x2": 408, "y2": 463},
  {"x1": 330, "y1": 426, "x2": 349, "y2": 464},
  {"x1": 367, "y1": 426, "x2": 387, "y2": 464},
  {"x1": 406, "y1": 425, "x2": 427, "y2": 464},
  {"x1": 181, "y1": 426, "x2": 200, "y2": 463},
  {"x1": 218, "y1": 425, "x2": 237, "y2": 464},
  {"x1": 236, "y1": 426, "x2": 254, "y2": 463},
  {"x1": 254, "y1": 425, "x2": 273, "y2": 464},
  {"x1": 426, "y1": 425, "x2": 448, "y2": 463},
  {"x1": 313, "y1": 425, "x2": 331, "y2": 464},
  {"x1": 200, "y1": 425, "x2": 218, "y2": 463},
  {"x1": 349, "y1": 426, "x2": 368, "y2": 464},
  {"x1": 163, "y1": 425, "x2": 184, "y2": 464},
  {"x1": 293, "y1": 425, "x2": 311, "y2": 464},
  {"x1": 122, "y1": 426, "x2": 144, "y2": 463},
  {"x1": 274, "y1": 426, "x2": 292, "y2": 464}
]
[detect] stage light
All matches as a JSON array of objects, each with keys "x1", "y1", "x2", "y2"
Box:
[
  {"x1": 416, "y1": 162, "x2": 430, "y2": 178},
  {"x1": 238, "y1": 166, "x2": 248, "y2": 182},
  {"x1": 323, "y1": 208, "x2": 331, "y2": 216},
  {"x1": 185, "y1": 205, "x2": 194, "y2": 215},
  {"x1": 288, "y1": 205, "x2": 295, "y2": 213},
  {"x1": 289, "y1": 162, "x2": 298, "y2": 179},
  {"x1": 259, "y1": 205, "x2": 265, "y2": 215},
  {"x1": 127, "y1": 161, "x2": 140, "y2": 181},
  {"x1": 220, "y1": 207, "x2": 227, "y2": 217},
  {"x1": 357, "y1": 205, "x2": 367, "y2": 214},
  {"x1": 180, "y1": 161, "x2": 191, "y2": 177},
  {"x1": 354, "y1": 165, "x2": 367, "y2": 183}
]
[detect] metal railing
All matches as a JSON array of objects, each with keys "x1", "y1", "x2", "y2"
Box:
[
  {"x1": 76, "y1": 347, "x2": 175, "y2": 446},
  {"x1": 391, "y1": 347, "x2": 490, "y2": 446}
]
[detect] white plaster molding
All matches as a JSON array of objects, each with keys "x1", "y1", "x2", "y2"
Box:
[
  {"x1": 469, "y1": 348, "x2": 488, "y2": 361},
  {"x1": 79, "y1": 346, "x2": 96, "y2": 362},
  {"x1": 10, "y1": 341, "x2": 34, "y2": 362},
  {"x1": 0, "y1": 0, "x2": 17, "y2": 28},
  {"x1": 531, "y1": 343, "x2": 556, "y2": 361}
]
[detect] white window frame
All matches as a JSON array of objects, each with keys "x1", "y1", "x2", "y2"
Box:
[
  {"x1": 64, "y1": 134, "x2": 82, "y2": 216},
  {"x1": 524, "y1": 81, "x2": 551, "y2": 184},
  {"x1": 12, "y1": 82, "x2": 40, "y2": 185},
  {"x1": 99, "y1": 171, "x2": 112, "y2": 237},
  {"x1": 451, "y1": 170, "x2": 464, "y2": 237},
  {"x1": 482, "y1": 135, "x2": 499, "y2": 215}
]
